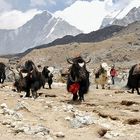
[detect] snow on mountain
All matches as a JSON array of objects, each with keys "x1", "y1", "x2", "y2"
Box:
[
  {"x1": 0, "y1": 11, "x2": 82, "y2": 55},
  {"x1": 55, "y1": 0, "x2": 109, "y2": 33},
  {"x1": 55, "y1": 0, "x2": 140, "y2": 33},
  {"x1": 115, "y1": 0, "x2": 140, "y2": 19},
  {"x1": 112, "y1": 6, "x2": 140, "y2": 26},
  {"x1": 101, "y1": 0, "x2": 140, "y2": 27}
]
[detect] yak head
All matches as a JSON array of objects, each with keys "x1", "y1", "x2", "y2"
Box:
[
  {"x1": 21, "y1": 60, "x2": 39, "y2": 80},
  {"x1": 42, "y1": 66, "x2": 54, "y2": 78},
  {"x1": 22, "y1": 60, "x2": 37, "y2": 73},
  {"x1": 67, "y1": 56, "x2": 90, "y2": 82}
]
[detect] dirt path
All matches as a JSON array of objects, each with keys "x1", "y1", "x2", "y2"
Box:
[{"x1": 0, "y1": 82, "x2": 139, "y2": 140}]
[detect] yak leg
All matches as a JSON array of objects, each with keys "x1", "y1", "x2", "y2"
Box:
[
  {"x1": 48, "y1": 83, "x2": 52, "y2": 89},
  {"x1": 107, "y1": 84, "x2": 110, "y2": 89},
  {"x1": 48, "y1": 79, "x2": 53, "y2": 89},
  {"x1": 1, "y1": 78, "x2": 4, "y2": 84},
  {"x1": 96, "y1": 84, "x2": 98, "y2": 89},
  {"x1": 73, "y1": 94, "x2": 78, "y2": 101},
  {"x1": 78, "y1": 90, "x2": 84, "y2": 101},
  {"x1": 131, "y1": 88, "x2": 135, "y2": 93},
  {"x1": 42, "y1": 83, "x2": 45, "y2": 88},
  {"x1": 1, "y1": 73, "x2": 6, "y2": 84},
  {"x1": 136, "y1": 88, "x2": 140, "y2": 95},
  {"x1": 31, "y1": 90, "x2": 37, "y2": 99},
  {"x1": 102, "y1": 84, "x2": 105, "y2": 89},
  {"x1": 25, "y1": 88, "x2": 30, "y2": 97}
]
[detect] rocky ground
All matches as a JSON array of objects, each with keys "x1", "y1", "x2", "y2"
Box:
[{"x1": 0, "y1": 81, "x2": 139, "y2": 140}]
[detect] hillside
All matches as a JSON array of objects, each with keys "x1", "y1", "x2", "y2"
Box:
[
  {"x1": 0, "y1": 11, "x2": 81, "y2": 55},
  {"x1": 17, "y1": 21, "x2": 140, "y2": 63},
  {"x1": 17, "y1": 33, "x2": 139, "y2": 71},
  {"x1": 37, "y1": 25, "x2": 124, "y2": 48},
  {"x1": 0, "y1": 21, "x2": 139, "y2": 72}
]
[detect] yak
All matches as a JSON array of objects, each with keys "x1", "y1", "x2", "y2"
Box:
[
  {"x1": 42, "y1": 66, "x2": 54, "y2": 89},
  {"x1": 22, "y1": 60, "x2": 46, "y2": 98},
  {"x1": 13, "y1": 60, "x2": 45, "y2": 99},
  {"x1": 9, "y1": 66, "x2": 28, "y2": 93},
  {"x1": 67, "y1": 56, "x2": 90, "y2": 101},
  {"x1": 94, "y1": 62, "x2": 111, "y2": 89},
  {"x1": 126, "y1": 63, "x2": 140, "y2": 95},
  {"x1": 0, "y1": 62, "x2": 6, "y2": 84}
]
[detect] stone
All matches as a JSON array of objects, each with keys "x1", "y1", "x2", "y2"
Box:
[
  {"x1": 65, "y1": 116, "x2": 71, "y2": 121},
  {"x1": 11, "y1": 112, "x2": 23, "y2": 121},
  {"x1": 70, "y1": 113, "x2": 94, "y2": 128},
  {"x1": 1, "y1": 103, "x2": 8, "y2": 109},
  {"x1": 55, "y1": 132, "x2": 65, "y2": 138},
  {"x1": 14, "y1": 101, "x2": 30, "y2": 112},
  {"x1": 2, "y1": 119, "x2": 11, "y2": 125}
]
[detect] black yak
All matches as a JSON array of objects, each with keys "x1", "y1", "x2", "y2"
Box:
[
  {"x1": 0, "y1": 62, "x2": 6, "y2": 84},
  {"x1": 12, "y1": 60, "x2": 45, "y2": 99},
  {"x1": 67, "y1": 56, "x2": 90, "y2": 101},
  {"x1": 126, "y1": 63, "x2": 140, "y2": 95},
  {"x1": 42, "y1": 66, "x2": 54, "y2": 89}
]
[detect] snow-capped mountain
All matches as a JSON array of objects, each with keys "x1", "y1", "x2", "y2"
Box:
[
  {"x1": 0, "y1": 11, "x2": 81, "y2": 55},
  {"x1": 101, "y1": 0, "x2": 140, "y2": 28},
  {"x1": 112, "y1": 7, "x2": 140, "y2": 26},
  {"x1": 55, "y1": 0, "x2": 108, "y2": 33},
  {"x1": 55, "y1": 0, "x2": 140, "y2": 33}
]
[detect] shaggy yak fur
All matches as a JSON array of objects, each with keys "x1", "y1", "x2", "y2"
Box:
[
  {"x1": 42, "y1": 66, "x2": 53, "y2": 89},
  {"x1": 0, "y1": 62, "x2": 6, "y2": 84},
  {"x1": 127, "y1": 63, "x2": 140, "y2": 95},
  {"x1": 67, "y1": 56, "x2": 90, "y2": 101},
  {"x1": 14, "y1": 60, "x2": 45, "y2": 99}
]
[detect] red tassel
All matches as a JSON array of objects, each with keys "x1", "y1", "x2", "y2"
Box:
[{"x1": 68, "y1": 83, "x2": 80, "y2": 95}]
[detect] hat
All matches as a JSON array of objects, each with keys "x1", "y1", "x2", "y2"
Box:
[{"x1": 111, "y1": 64, "x2": 115, "y2": 67}]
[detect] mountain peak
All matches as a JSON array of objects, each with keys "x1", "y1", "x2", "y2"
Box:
[
  {"x1": 55, "y1": 0, "x2": 108, "y2": 33},
  {"x1": 55, "y1": 0, "x2": 140, "y2": 33},
  {"x1": 0, "y1": 10, "x2": 81, "y2": 55}
]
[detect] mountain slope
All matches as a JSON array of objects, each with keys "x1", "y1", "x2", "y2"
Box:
[
  {"x1": 2, "y1": 20, "x2": 140, "y2": 71},
  {"x1": 0, "y1": 11, "x2": 81, "y2": 55},
  {"x1": 37, "y1": 25, "x2": 124, "y2": 48},
  {"x1": 55, "y1": 0, "x2": 110, "y2": 33},
  {"x1": 18, "y1": 21, "x2": 140, "y2": 70},
  {"x1": 101, "y1": 0, "x2": 140, "y2": 28},
  {"x1": 55, "y1": 0, "x2": 140, "y2": 33},
  {"x1": 112, "y1": 7, "x2": 140, "y2": 26}
]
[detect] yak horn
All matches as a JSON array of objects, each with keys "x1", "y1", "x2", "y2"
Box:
[
  {"x1": 85, "y1": 58, "x2": 91, "y2": 63},
  {"x1": 66, "y1": 58, "x2": 73, "y2": 64},
  {"x1": 16, "y1": 66, "x2": 20, "y2": 72}
]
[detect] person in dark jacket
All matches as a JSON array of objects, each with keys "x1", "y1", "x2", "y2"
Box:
[{"x1": 110, "y1": 64, "x2": 117, "y2": 85}]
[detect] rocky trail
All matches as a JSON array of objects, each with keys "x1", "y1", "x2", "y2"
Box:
[{"x1": 0, "y1": 82, "x2": 139, "y2": 140}]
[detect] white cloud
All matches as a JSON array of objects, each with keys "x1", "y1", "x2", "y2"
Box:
[
  {"x1": 30, "y1": 0, "x2": 46, "y2": 7},
  {"x1": 0, "y1": 0, "x2": 13, "y2": 12},
  {"x1": 0, "y1": 9, "x2": 42, "y2": 29}
]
